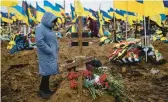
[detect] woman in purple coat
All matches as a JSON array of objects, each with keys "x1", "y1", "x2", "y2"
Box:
[{"x1": 88, "y1": 17, "x2": 99, "y2": 37}]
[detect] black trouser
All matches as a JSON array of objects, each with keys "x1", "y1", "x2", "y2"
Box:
[{"x1": 40, "y1": 75, "x2": 50, "y2": 93}]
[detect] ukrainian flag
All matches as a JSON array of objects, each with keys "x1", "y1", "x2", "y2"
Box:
[
  {"x1": 83, "y1": 7, "x2": 97, "y2": 20},
  {"x1": 108, "y1": 8, "x2": 114, "y2": 17},
  {"x1": 0, "y1": 12, "x2": 13, "y2": 23},
  {"x1": 12, "y1": 5, "x2": 29, "y2": 25},
  {"x1": 114, "y1": 0, "x2": 165, "y2": 17},
  {"x1": 88, "y1": 9, "x2": 97, "y2": 20},
  {"x1": 150, "y1": 14, "x2": 166, "y2": 26},
  {"x1": 70, "y1": 4, "x2": 77, "y2": 32},
  {"x1": 53, "y1": 3, "x2": 62, "y2": 17},
  {"x1": 44, "y1": 0, "x2": 62, "y2": 17},
  {"x1": 10, "y1": 13, "x2": 17, "y2": 21},
  {"x1": 55, "y1": 3, "x2": 65, "y2": 15},
  {"x1": 44, "y1": 0, "x2": 54, "y2": 13},
  {"x1": 70, "y1": 4, "x2": 75, "y2": 20},
  {"x1": 36, "y1": 2, "x2": 45, "y2": 22},
  {"x1": 100, "y1": 10, "x2": 112, "y2": 22},
  {"x1": 28, "y1": 4, "x2": 36, "y2": 23},
  {"x1": 120, "y1": 10, "x2": 137, "y2": 25},
  {"x1": 115, "y1": 9, "x2": 125, "y2": 20},
  {"x1": 74, "y1": 0, "x2": 85, "y2": 16},
  {"x1": 83, "y1": 7, "x2": 90, "y2": 16}
]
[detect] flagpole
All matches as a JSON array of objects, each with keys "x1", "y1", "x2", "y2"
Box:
[
  {"x1": 7, "y1": 7, "x2": 11, "y2": 33},
  {"x1": 126, "y1": 13, "x2": 128, "y2": 40},
  {"x1": 148, "y1": 16, "x2": 150, "y2": 29},
  {"x1": 135, "y1": 13, "x2": 138, "y2": 39},
  {"x1": 144, "y1": 16, "x2": 147, "y2": 62},
  {"x1": 113, "y1": 1, "x2": 116, "y2": 43},
  {"x1": 64, "y1": 0, "x2": 65, "y2": 11},
  {"x1": 126, "y1": 1, "x2": 128, "y2": 40}
]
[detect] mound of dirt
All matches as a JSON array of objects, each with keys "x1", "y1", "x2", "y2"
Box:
[{"x1": 50, "y1": 79, "x2": 114, "y2": 102}]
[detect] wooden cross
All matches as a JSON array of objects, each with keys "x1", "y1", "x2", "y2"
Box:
[{"x1": 61, "y1": 16, "x2": 99, "y2": 96}]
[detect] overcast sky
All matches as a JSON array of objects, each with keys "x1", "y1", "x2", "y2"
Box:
[{"x1": 1, "y1": 0, "x2": 113, "y2": 13}]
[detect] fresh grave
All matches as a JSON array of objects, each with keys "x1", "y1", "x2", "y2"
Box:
[
  {"x1": 7, "y1": 33, "x2": 35, "y2": 54},
  {"x1": 66, "y1": 59, "x2": 125, "y2": 101},
  {"x1": 108, "y1": 39, "x2": 165, "y2": 64}
]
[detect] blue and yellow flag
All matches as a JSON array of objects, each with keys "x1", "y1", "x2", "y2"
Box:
[
  {"x1": 53, "y1": 3, "x2": 62, "y2": 17},
  {"x1": 70, "y1": 4, "x2": 77, "y2": 32},
  {"x1": 44, "y1": 0, "x2": 62, "y2": 17},
  {"x1": 114, "y1": 0, "x2": 165, "y2": 17},
  {"x1": 100, "y1": 10, "x2": 112, "y2": 22},
  {"x1": 28, "y1": 4, "x2": 37, "y2": 24},
  {"x1": 108, "y1": 8, "x2": 114, "y2": 17},
  {"x1": 150, "y1": 14, "x2": 166, "y2": 26},
  {"x1": 10, "y1": 13, "x2": 17, "y2": 21},
  {"x1": 12, "y1": 5, "x2": 29, "y2": 25},
  {"x1": 89, "y1": 9, "x2": 97, "y2": 20},
  {"x1": 56, "y1": 3, "x2": 65, "y2": 15},
  {"x1": 115, "y1": 9, "x2": 125, "y2": 20},
  {"x1": 74, "y1": 0, "x2": 85, "y2": 16},
  {"x1": 0, "y1": 12, "x2": 13, "y2": 23},
  {"x1": 36, "y1": 2, "x2": 45, "y2": 22},
  {"x1": 70, "y1": 4, "x2": 75, "y2": 20},
  {"x1": 44, "y1": 0, "x2": 54, "y2": 13},
  {"x1": 150, "y1": 14, "x2": 162, "y2": 26},
  {"x1": 120, "y1": 9, "x2": 137, "y2": 25},
  {"x1": 83, "y1": 7, "x2": 97, "y2": 20}
]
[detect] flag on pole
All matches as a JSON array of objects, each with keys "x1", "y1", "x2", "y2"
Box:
[
  {"x1": 44, "y1": 0, "x2": 54, "y2": 13},
  {"x1": 74, "y1": 0, "x2": 85, "y2": 16},
  {"x1": 150, "y1": 14, "x2": 166, "y2": 26},
  {"x1": 36, "y1": 2, "x2": 45, "y2": 22},
  {"x1": 56, "y1": 3, "x2": 65, "y2": 15},
  {"x1": 0, "y1": 12, "x2": 13, "y2": 23},
  {"x1": 28, "y1": 5, "x2": 37, "y2": 24},
  {"x1": 100, "y1": 10, "x2": 112, "y2": 22},
  {"x1": 10, "y1": 13, "x2": 17, "y2": 21},
  {"x1": 70, "y1": 4, "x2": 75, "y2": 20},
  {"x1": 53, "y1": 4, "x2": 62, "y2": 17},
  {"x1": 12, "y1": 5, "x2": 29, "y2": 25},
  {"x1": 115, "y1": 9, "x2": 125, "y2": 20},
  {"x1": 108, "y1": 8, "x2": 114, "y2": 17}
]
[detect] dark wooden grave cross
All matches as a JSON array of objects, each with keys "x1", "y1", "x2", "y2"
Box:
[{"x1": 61, "y1": 16, "x2": 99, "y2": 96}]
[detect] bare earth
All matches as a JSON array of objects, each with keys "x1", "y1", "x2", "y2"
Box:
[{"x1": 1, "y1": 40, "x2": 168, "y2": 102}]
